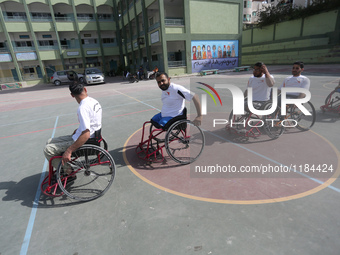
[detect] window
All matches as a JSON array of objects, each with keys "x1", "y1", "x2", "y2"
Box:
[
  {"x1": 19, "y1": 35, "x2": 30, "y2": 39},
  {"x1": 81, "y1": 39, "x2": 97, "y2": 44},
  {"x1": 244, "y1": 1, "x2": 247, "y2": 8},
  {"x1": 0, "y1": 42, "x2": 5, "y2": 48},
  {"x1": 252, "y1": 12, "x2": 257, "y2": 17},
  {"x1": 31, "y1": 13, "x2": 51, "y2": 19},
  {"x1": 42, "y1": 34, "x2": 52, "y2": 38},
  {"x1": 6, "y1": 12, "x2": 26, "y2": 19},
  {"x1": 98, "y1": 14, "x2": 112, "y2": 20},
  {"x1": 102, "y1": 38, "x2": 115, "y2": 44},
  {"x1": 77, "y1": 14, "x2": 94, "y2": 20},
  {"x1": 247, "y1": 1, "x2": 252, "y2": 8},
  {"x1": 38, "y1": 40, "x2": 54, "y2": 46},
  {"x1": 152, "y1": 54, "x2": 158, "y2": 61},
  {"x1": 16, "y1": 41, "x2": 32, "y2": 47},
  {"x1": 24, "y1": 67, "x2": 35, "y2": 74}
]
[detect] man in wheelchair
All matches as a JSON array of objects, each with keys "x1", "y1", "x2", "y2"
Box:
[
  {"x1": 278, "y1": 61, "x2": 310, "y2": 100},
  {"x1": 151, "y1": 72, "x2": 202, "y2": 129},
  {"x1": 244, "y1": 62, "x2": 275, "y2": 111},
  {"x1": 43, "y1": 82, "x2": 102, "y2": 171}
]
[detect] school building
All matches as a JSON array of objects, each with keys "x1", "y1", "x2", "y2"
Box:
[{"x1": 0, "y1": 0, "x2": 243, "y2": 84}]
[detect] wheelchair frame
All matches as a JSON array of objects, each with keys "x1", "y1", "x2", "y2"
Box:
[
  {"x1": 320, "y1": 89, "x2": 340, "y2": 115},
  {"x1": 136, "y1": 119, "x2": 205, "y2": 165},
  {"x1": 226, "y1": 101, "x2": 285, "y2": 140},
  {"x1": 41, "y1": 137, "x2": 115, "y2": 201}
]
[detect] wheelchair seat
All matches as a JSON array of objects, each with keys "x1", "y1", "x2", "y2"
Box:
[
  {"x1": 84, "y1": 129, "x2": 103, "y2": 146},
  {"x1": 150, "y1": 108, "x2": 187, "y2": 130}
]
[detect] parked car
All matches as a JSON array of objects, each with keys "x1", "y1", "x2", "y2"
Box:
[
  {"x1": 50, "y1": 70, "x2": 84, "y2": 86},
  {"x1": 84, "y1": 68, "x2": 105, "y2": 85}
]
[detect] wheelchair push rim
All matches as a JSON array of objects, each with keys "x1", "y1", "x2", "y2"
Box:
[
  {"x1": 165, "y1": 120, "x2": 205, "y2": 165},
  {"x1": 56, "y1": 145, "x2": 115, "y2": 201}
]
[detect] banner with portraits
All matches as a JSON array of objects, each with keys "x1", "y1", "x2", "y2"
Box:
[{"x1": 191, "y1": 40, "x2": 239, "y2": 73}]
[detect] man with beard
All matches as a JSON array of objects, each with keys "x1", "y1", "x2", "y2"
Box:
[
  {"x1": 279, "y1": 61, "x2": 310, "y2": 99},
  {"x1": 151, "y1": 72, "x2": 202, "y2": 128},
  {"x1": 244, "y1": 62, "x2": 275, "y2": 110}
]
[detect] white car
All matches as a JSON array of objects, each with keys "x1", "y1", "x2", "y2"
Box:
[{"x1": 84, "y1": 68, "x2": 105, "y2": 85}]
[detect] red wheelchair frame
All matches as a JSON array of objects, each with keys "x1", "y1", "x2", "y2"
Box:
[
  {"x1": 320, "y1": 89, "x2": 340, "y2": 115},
  {"x1": 135, "y1": 112, "x2": 205, "y2": 165},
  {"x1": 40, "y1": 136, "x2": 115, "y2": 201},
  {"x1": 226, "y1": 101, "x2": 285, "y2": 140}
]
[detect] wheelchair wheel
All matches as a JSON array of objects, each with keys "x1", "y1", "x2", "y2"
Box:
[
  {"x1": 289, "y1": 101, "x2": 316, "y2": 131},
  {"x1": 325, "y1": 91, "x2": 340, "y2": 108},
  {"x1": 56, "y1": 145, "x2": 115, "y2": 201},
  {"x1": 165, "y1": 120, "x2": 205, "y2": 164},
  {"x1": 228, "y1": 110, "x2": 248, "y2": 130},
  {"x1": 262, "y1": 102, "x2": 284, "y2": 139}
]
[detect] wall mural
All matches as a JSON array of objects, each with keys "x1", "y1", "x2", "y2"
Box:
[
  {"x1": 0, "y1": 83, "x2": 23, "y2": 91},
  {"x1": 191, "y1": 40, "x2": 239, "y2": 73}
]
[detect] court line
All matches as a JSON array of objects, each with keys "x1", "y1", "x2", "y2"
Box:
[
  {"x1": 20, "y1": 116, "x2": 59, "y2": 255},
  {"x1": 117, "y1": 90, "x2": 340, "y2": 193},
  {"x1": 204, "y1": 129, "x2": 340, "y2": 193},
  {"x1": 0, "y1": 98, "x2": 159, "y2": 128}
]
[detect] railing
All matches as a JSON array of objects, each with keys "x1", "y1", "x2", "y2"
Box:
[
  {"x1": 165, "y1": 18, "x2": 184, "y2": 26},
  {"x1": 168, "y1": 60, "x2": 186, "y2": 67},
  {"x1": 38, "y1": 45, "x2": 59, "y2": 51},
  {"x1": 3, "y1": 16, "x2": 27, "y2": 21},
  {"x1": 0, "y1": 48, "x2": 9, "y2": 53},
  {"x1": 55, "y1": 16, "x2": 74, "y2": 22},
  {"x1": 98, "y1": 17, "x2": 114, "y2": 21},
  {"x1": 31, "y1": 16, "x2": 52, "y2": 22},
  {"x1": 82, "y1": 43, "x2": 99, "y2": 48},
  {"x1": 13, "y1": 46, "x2": 35, "y2": 52},
  {"x1": 103, "y1": 42, "x2": 118, "y2": 47},
  {"x1": 77, "y1": 16, "x2": 95, "y2": 21}
]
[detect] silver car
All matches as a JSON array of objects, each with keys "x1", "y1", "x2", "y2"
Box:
[
  {"x1": 50, "y1": 70, "x2": 84, "y2": 86},
  {"x1": 84, "y1": 68, "x2": 105, "y2": 85}
]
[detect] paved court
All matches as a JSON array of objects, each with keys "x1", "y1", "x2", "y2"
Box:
[{"x1": 1, "y1": 65, "x2": 340, "y2": 255}]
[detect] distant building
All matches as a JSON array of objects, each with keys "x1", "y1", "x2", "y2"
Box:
[
  {"x1": 0, "y1": 0, "x2": 244, "y2": 83},
  {"x1": 243, "y1": 0, "x2": 313, "y2": 26}
]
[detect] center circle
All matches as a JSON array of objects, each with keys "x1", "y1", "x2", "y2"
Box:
[{"x1": 123, "y1": 114, "x2": 340, "y2": 204}]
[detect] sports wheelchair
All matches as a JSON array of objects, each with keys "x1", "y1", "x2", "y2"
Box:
[
  {"x1": 227, "y1": 98, "x2": 316, "y2": 140},
  {"x1": 136, "y1": 108, "x2": 205, "y2": 165},
  {"x1": 320, "y1": 88, "x2": 340, "y2": 115},
  {"x1": 227, "y1": 101, "x2": 285, "y2": 140},
  {"x1": 41, "y1": 130, "x2": 115, "y2": 201}
]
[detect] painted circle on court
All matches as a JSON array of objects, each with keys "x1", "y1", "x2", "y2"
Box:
[{"x1": 123, "y1": 114, "x2": 340, "y2": 204}]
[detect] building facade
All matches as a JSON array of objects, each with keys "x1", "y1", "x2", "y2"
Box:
[{"x1": 0, "y1": 0, "x2": 243, "y2": 84}]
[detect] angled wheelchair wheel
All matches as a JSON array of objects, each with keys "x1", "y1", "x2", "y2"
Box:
[
  {"x1": 325, "y1": 91, "x2": 340, "y2": 108},
  {"x1": 56, "y1": 145, "x2": 115, "y2": 201},
  {"x1": 165, "y1": 120, "x2": 205, "y2": 164},
  {"x1": 290, "y1": 101, "x2": 316, "y2": 131},
  {"x1": 228, "y1": 110, "x2": 250, "y2": 130},
  {"x1": 262, "y1": 102, "x2": 284, "y2": 139}
]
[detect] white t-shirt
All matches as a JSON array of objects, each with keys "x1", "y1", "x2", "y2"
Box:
[
  {"x1": 161, "y1": 83, "x2": 194, "y2": 117},
  {"x1": 247, "y1": 74, "x2": 274, "y2": 101},
  {"x1": 72, "y1": 96, "x2": 102, "y2": 141},
  {"x1": 279, "y1": 75, "x2": 310, "y2": 96}
]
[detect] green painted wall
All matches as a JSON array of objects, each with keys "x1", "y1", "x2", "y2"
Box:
[
  {"x1": 242, "y1": 9, "x2": 340, "y2": 65},
  {"x1": 190, "y1": 1, "x2": 239, "y2": 35},
  {"x1": 275, "y1": 19, "x2": 302, "y2": 40},
  {"x1": 303, "y1": 10, "x2": 338, "y2": 36}
]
